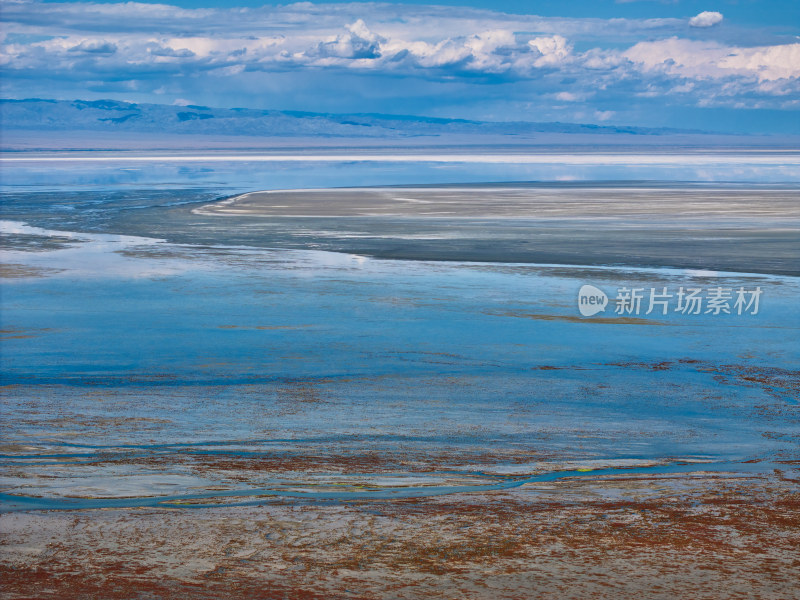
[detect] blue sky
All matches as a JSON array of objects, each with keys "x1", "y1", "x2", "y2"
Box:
[
  {"x1": 4, "y1": 0, "x2": 799, "y2": 132},
  {"x1": 34, "y1": 0, "x2": 800, "y2": 26}
]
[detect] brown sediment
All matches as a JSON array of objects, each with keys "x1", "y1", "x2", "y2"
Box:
[
  {"x1": 36, "y1": 447, "x2": 552, "y2": 476},
  {"x1": 486, "y1": 310, "x2": 665, "y2": 325},
  {"x1": 1, "y1": 472, "x2": 798, "y2": 599},
  {"x1": 710, "y1": 364, "x2": 800, "y2": 400},
  {"x1": 116, "y1": 246, "x2": 203, "y2": 260},
  {"x1": 183, "y1": 448, "x2": 548, "y2": 475},
  {"x1": 601, "y1": 359, "x2": 800, "y2": 401},
  {"x1": 216, "y1": 325, "x2": 315, "y2": 330},
  {"x1": 0, "y1": 232, "x2": 82, "y2": 253},
  {"x1": 0, "y1": 263, "x2": 64, "y2": 278},
  {"x1": 275, "y1": 383, "x2": 326, "y2": 405},
  {"x1": 0, "y1": 327, "x2": 57, "y2": 340},
  {"x1": 607, "y1": 361, "x2": 676, "y2": 371}
]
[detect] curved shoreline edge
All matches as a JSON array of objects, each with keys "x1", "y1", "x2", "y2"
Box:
[{"x1": 189, "y1": 185, "x2": 800, "y2": 277}]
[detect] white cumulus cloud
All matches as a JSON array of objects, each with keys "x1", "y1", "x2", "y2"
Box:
[
  {"x1": 689, "y1": 11, "x2": 723, "y2": 28},
  {"x1": 624, "y1": 37, "x2": 800, "y2": 81},
  {"x1": 527, "y1": 35, "x2": 571, "y2": 66},
  {"x1": 310, "y1": 19, "x2": 384, "y2": 60}
]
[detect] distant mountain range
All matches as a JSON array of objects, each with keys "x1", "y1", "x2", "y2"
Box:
[{"x1": 1, "y1": 98, "x2": 702, "y2": 139}]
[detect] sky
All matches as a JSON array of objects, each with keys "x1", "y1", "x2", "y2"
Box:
[{"x1": 2, "y1": 0, "x2": 799, "y2": 133}]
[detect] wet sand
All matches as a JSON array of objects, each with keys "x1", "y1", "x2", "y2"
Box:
[
  {"x1": 192, "y1": 186, "x2": 800, "y2": 276},
  {"x1": 2, "y1": 471, "x2": 798, "y2": 599},
  {"x1": 199, "y1": 186, "x2": 800, "y2": 219}
]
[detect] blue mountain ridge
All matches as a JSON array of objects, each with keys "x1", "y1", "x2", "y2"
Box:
[{"x1": 1, "y1": 98, "x2": 703, "y2": 138}]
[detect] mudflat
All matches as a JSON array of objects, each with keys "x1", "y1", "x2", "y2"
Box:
[
  {"x1": 193, "y1": 185, "x2": 800, "y2": 275},
  {"x1": 2, "y1": 472, "x2": 798, "y2": 600}
]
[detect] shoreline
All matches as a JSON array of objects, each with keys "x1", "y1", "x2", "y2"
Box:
[
  {"x1": 3, "y1": 219, "x2": 798, "y2": 282},
  {"x1": 184, "y1": 185, "x2": 800, "y2": 277}
]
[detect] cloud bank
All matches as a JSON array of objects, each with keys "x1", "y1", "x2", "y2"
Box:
[{"x1": 1, "y1": 1, "x2": 798, "y2": 128}]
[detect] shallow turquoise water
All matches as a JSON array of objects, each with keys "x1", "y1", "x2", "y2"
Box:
[{"x1": 1, "y1": 158, "x2": 798, "y2": 509}]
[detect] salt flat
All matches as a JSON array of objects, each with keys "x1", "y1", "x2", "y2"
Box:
[{"x1": 189, "y1": 184, "x2": 800, "y2": 276}]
